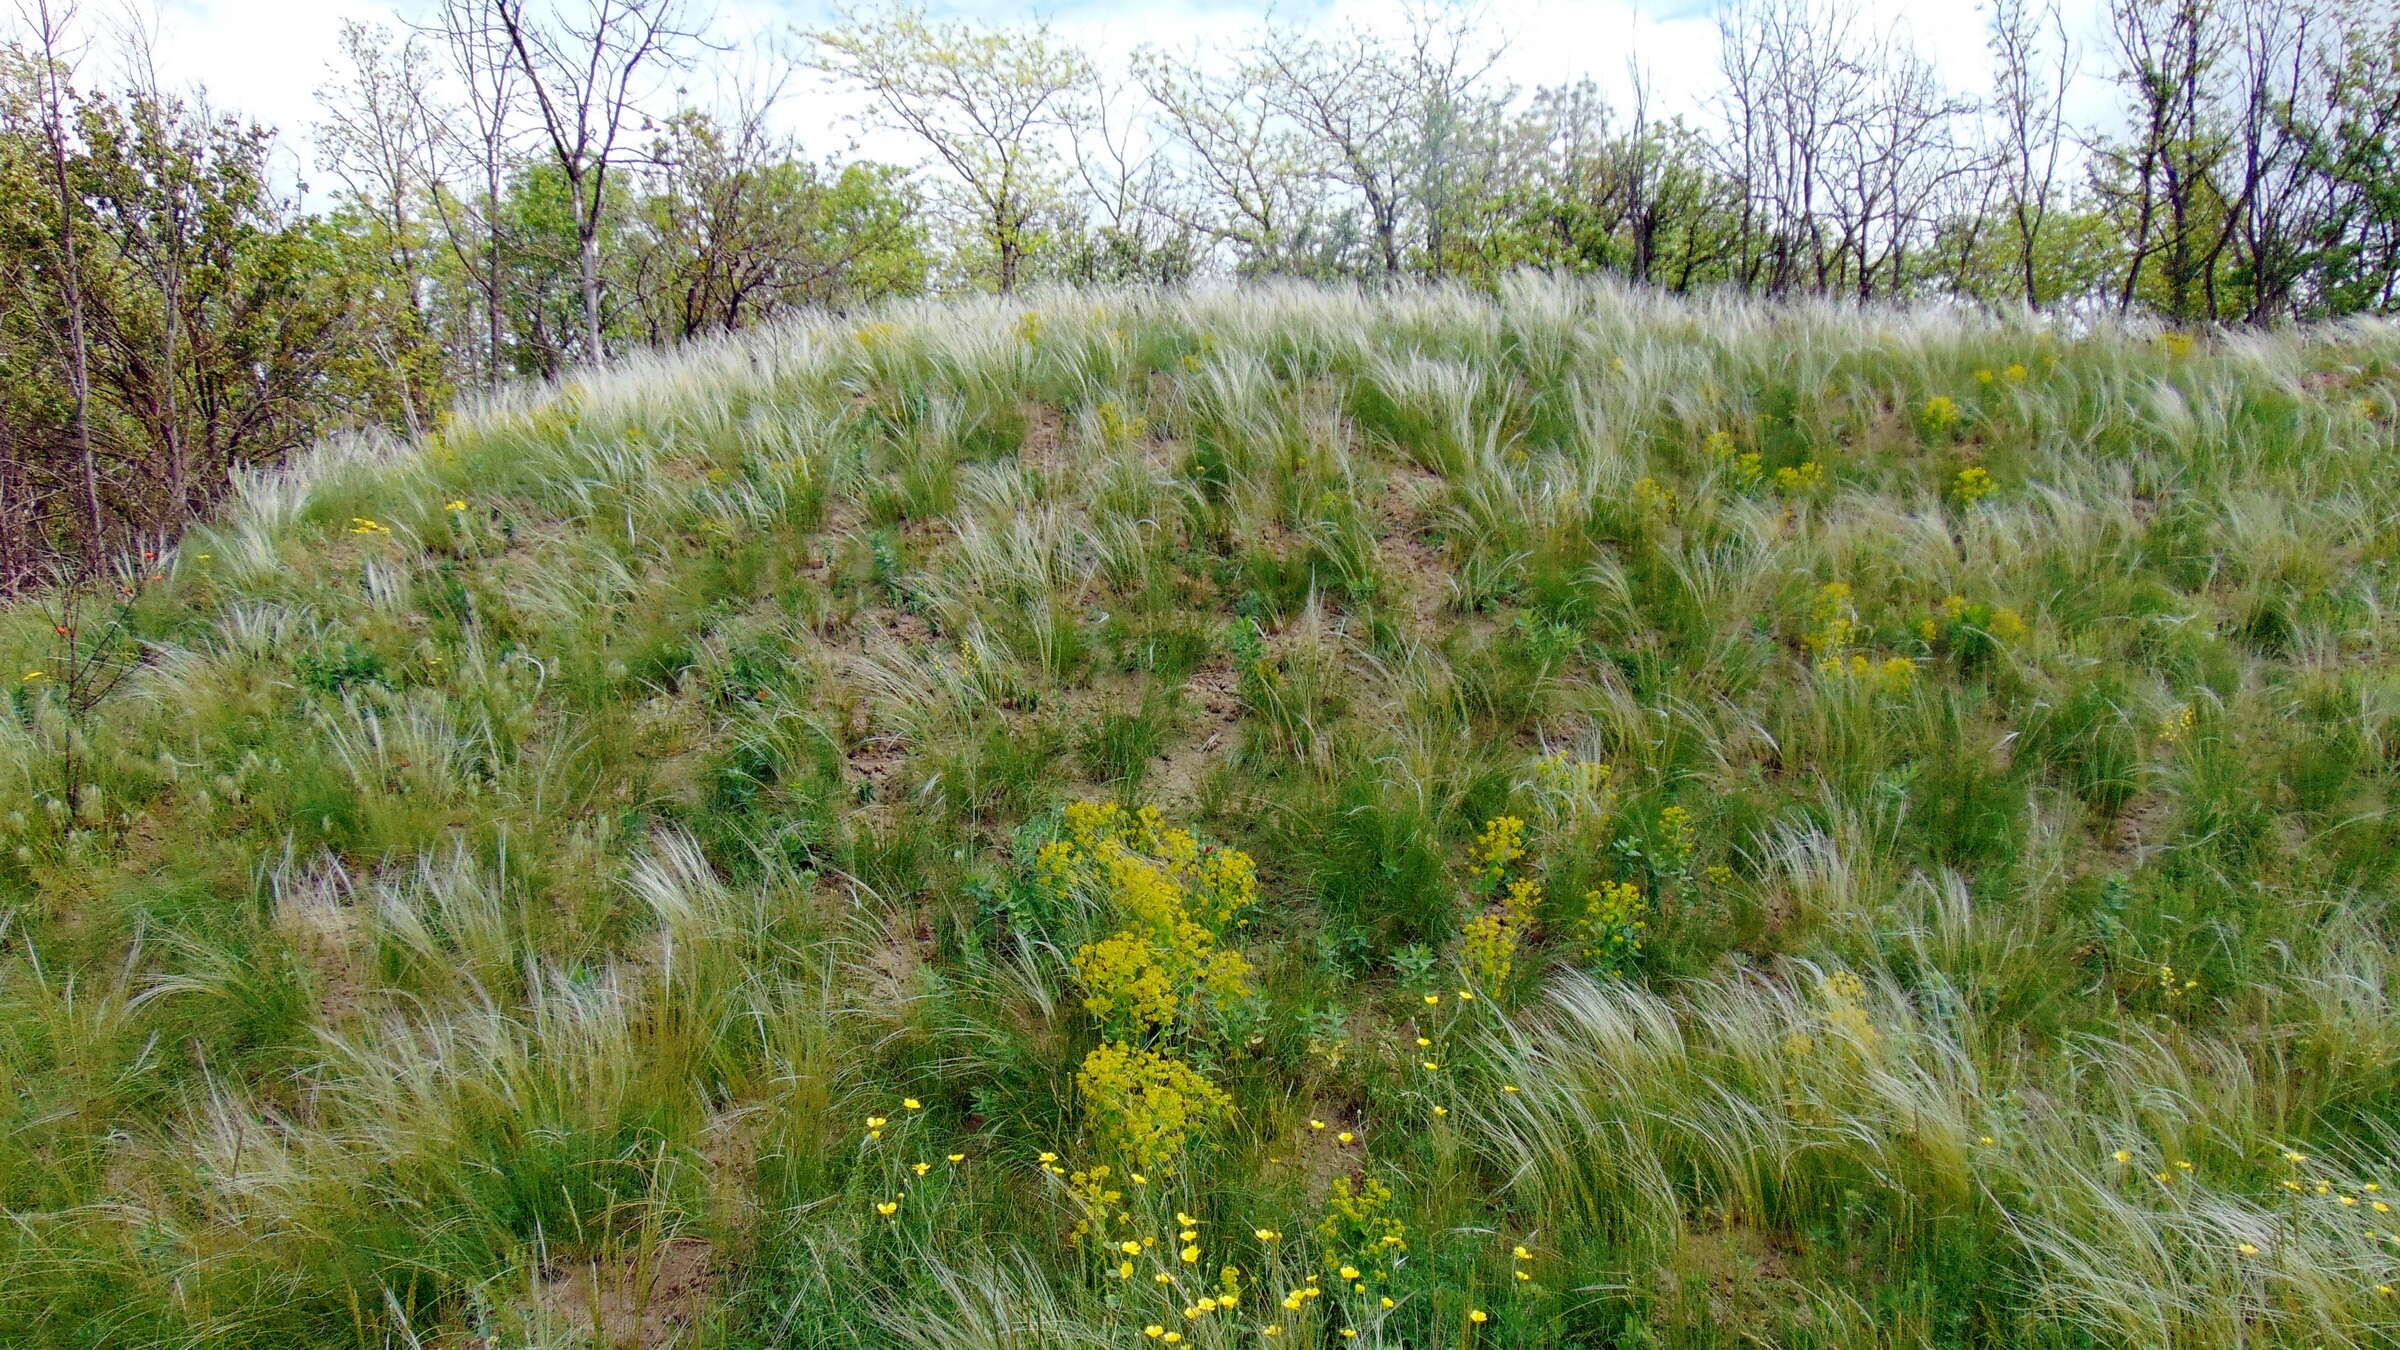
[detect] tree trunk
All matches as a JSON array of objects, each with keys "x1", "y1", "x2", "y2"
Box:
[{"x1": 36, "y1": 17, "x2": 103, "y2": 572}]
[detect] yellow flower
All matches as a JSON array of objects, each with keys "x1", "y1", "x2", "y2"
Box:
[
  {"x1": 1181, "y1": 1245, "x2": 1201, "y2": 1264},
  {"x1": 1337, "y1": 1131, "x2": 1356, "y2": 1144},
  {"x1": 903, "y1": 1098, "x2": 922, "y2": 1110},
  {"x1": 1514, "y1": 1245, "x2": 1533, "y2": 1261},
  {"x1": 1340, "y1": 1330, "x2": 1356, "y2": 1340},
  {"x1": 1145, "y1": 1327, "x2": 1164, "y2": 1339},
  {"x1": 444, "y1": 499, "x2": 466, "y2": 511},
  {"x1": 2113, "y1": 1151, "x2": 2132, "y2": 1163},
  {"x1": 912, "y1": 1162, "x2": 930, "y2": 1176},
  {"x1": 1310, "y1": 1120, "x2": 1326, "y2": 1131},
  {"x1": 947, "y1": 1153, "x2": 965, "y2": 1163},
  {"x1": 1263, "y1": 1326, "x2": 1281, "y2": 1337},
  {"x1": 1380, "y1": 1296, "x2": 1395, "y2": 1308},
  {"x1": 1339, "y1": 1266, "x2": 1361, "y2": 1281},
  {"x1": 1255, "y1": 1228, "x2": 1280, "y2": 1241},
  {"x1": 1422, "y1": 1061, "x2": 1440, "y2": 1072},
  {"x1": 875, "y1": 1200, "x2": 899, "y2": 1216},
  {"x1": 1501, "y1": 1084, "x2": 1519, "y2": 1094},
  {"x1": 1470, "y1": 1309, "x2": 1489, "y2": 1324},
  {"x1": 1423, "y1": 993, "x2": 1440, "y2": 1005},
  {"x1": 1039, "y1": 1152, "x2": 1057, "y2": 1163},
  {"x1": 2237, "y1": 1243, "x2": 2259, "y2": 1255},
  {"x1": 1118, "y1": 1261, "x2": 1134, "y2": 1279},
  {"x1": 1432, "y1": 1105, "x2": 1448, "y2": 1117},
  {"x1": 1457, "y1": 989, "x2": 1474, "y2": 1001},
  {"x1": 1951, "y1": 465, "x2": 1996, "y2": 505},
  {"x1": 866, "y1": 1116, "x2": 887, "y2": 1129}
]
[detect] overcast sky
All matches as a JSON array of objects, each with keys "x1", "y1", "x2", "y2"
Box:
[{"x1": 98, "y1": 0, "x2": 2125, "y2": 203}]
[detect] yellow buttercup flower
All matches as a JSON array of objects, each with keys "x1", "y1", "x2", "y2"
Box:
[{"x1": 1470, "y1": 1309, "x2": 1489, "y2": 1324}]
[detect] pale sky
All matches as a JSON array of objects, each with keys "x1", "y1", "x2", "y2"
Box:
[{"x1": 78, "y1": 0, "x2": 2124, "y2": 203}]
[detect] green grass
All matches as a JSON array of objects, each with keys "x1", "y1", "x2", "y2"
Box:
[{"x1": 3, "y1": 278, "x2": 2399, "y2": 1348}]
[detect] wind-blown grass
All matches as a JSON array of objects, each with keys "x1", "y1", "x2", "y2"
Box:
[{"x1": 2, "y1": 278, "x2": 2397, "y2": 1347}]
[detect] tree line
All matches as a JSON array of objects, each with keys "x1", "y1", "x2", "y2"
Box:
[{"x1": 5, "y1": 0, "x2": 2400, "y2": 586}]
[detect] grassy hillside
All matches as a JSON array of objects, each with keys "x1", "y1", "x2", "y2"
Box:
[{"x1": 4, "y1": 278, "x2": 2399, "y2": 1349}]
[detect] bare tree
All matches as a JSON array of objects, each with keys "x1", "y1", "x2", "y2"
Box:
[
  {"x1": 2097, "y1": 0, "x2": 2223, "y2": 318},
  {"x1": 809, "y1": 4, "x2": 1090, "y2": 293},
  {"x1": 18, "y1": 0, "x2": 101, "y2": 569},
  {"x1": 1133, "y1": 46, "x2": 1308, "y2": 270},
  {"x1": 317, "y1": 20, "x2": 441, "y2": 430},
  {"x1": 1988, "y1": 0, "x2": 2075, "y2": 308},
  {"x1": 492, "y1": 0, "x2": 699, "y2": 363},
  {"x1": 1253, "y1": 23, "x2": 1417, "y2": 277},
  {"x1": 419, "y1": 0, "x2": 522, "y2": 392}
]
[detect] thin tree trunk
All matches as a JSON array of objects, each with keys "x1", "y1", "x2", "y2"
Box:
[{"x1": 34, "y1": 3, "x2": 102, "y2": 571}]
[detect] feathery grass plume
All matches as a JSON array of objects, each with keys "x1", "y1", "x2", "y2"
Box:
[{"x1": 1, "y1": 280, "x2": 2398, "y2": 1346}]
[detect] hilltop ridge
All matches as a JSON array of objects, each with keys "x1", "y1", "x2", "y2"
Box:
[{"x1": 3, "y1": 279, "x2": 2399, "y2": 1348}]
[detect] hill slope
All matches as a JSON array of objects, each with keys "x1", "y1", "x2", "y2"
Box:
[{"x1": 4, "y1": 279, "x2": 2400, "y2": 1348}]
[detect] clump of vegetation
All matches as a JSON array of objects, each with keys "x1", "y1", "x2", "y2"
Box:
[{"x1": 2, "y1": 282, "x2": 2399, "y2": 1349}]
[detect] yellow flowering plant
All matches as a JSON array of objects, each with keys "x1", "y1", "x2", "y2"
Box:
[
  {"x1": 1076, "y1": 1041, "x2": 1234, "y2": 1168},
  {"x1": 1043, "y1": 802, "x2": 1261, "y2": 1046},
  {"x1": 1578, "y1": 880, "x2": 1647, "y2": 975},
  {"x1": 1459, "y1": 816, "x2": 1542, "y2": 999},
  {"x1": 1917, "y1": 594, "x2": 2028, "y2": 672}
]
